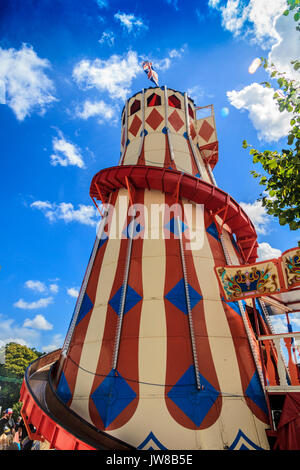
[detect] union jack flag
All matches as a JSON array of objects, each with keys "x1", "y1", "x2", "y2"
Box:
[{"x1": 142, "y1": 61, "x2": 159, "y2": 87}]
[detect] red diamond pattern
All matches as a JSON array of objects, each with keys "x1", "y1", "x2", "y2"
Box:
[
  {"x1": 146, "y1": 108, "x2": 164, "y2": 130},
  {"x1": 190, "y1": 122, "x2": 196, "y2": 140},
  {"x1": 129, "y1": 114, "x2": 142, "y2": 137},
  {"x1": 168, "y1": 110, "x2": 184, "y2": 132},
  {"x1": 198, "y1": 120, "x2": 214, "y2": 142}
]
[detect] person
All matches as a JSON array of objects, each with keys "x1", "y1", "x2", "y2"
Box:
[
  {"x1": 18, "y1": 417, "x2": 36, "y2": 450},
  {"x1": 0, "y1": 409, "x2": 15, "y2": 438},
  {"x1": 14, "y1": 416, "x2": 22, "y2": 434}
]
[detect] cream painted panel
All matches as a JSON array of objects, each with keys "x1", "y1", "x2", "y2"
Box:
[
  {"x1": 194, "y1": 146, "x2": 211, "y2": 183},
  {"x1": 206, "y1": 333, "x2": 245, "y2": 392},
  {"x1": 144, "y1": 149, "x2": 165, "y2": 167},
  {"x1": 123, "y1": 139, "x2": 141, "y2": 165},
  {"x1": 220, "y1": 398, "x2": 269, "y2": 449},
  {"x1": 191, "y1": 255, "x2": 222, "y2": 300},
  {"x1": 169, "y1": 133, "x2": 189, "y2": 153},
  {"x1": 144, "y1": 133, "x2": 165, "y2": 151}
]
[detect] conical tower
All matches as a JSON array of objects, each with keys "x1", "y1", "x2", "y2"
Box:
[{"x1": 21, "y1": 87, "x2": 276, "y2": 450}]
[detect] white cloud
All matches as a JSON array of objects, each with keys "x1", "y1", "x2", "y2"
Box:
[
  {"x1": 31, "y1": 200, "x2": 98, "y2": 226},
  {"x1": 67, "y1": 287, "x2": 79, "y2": 298},
  {"x1": 209, "y1": 0, "x2": 221, "y2": 7},
  {"x1": 73, "y1": 51, "x2": 141, "y2": 101},
  {"x1": 0, "y1": 43, "x2": 56, "y2": 120},
  {"x1": 98, "y1": 31, "x2": 115, "y2": 46},
  {"x1": 30, "y1": 201, "x2": 52, "y2": 210},
  {"x1": 0, "y1": 314, "x2": 39, "y2": 348},
  {"x1": 25, "y1": 279, "x2": 59, "y2": 295},
  {"x1": 114, "y1": 12, "x2": 148, "y2": 34},
  {"x1": 289, "y1": 313, "x2": 300, "y2": 331},
  {"x1": 269, "y1": 314, "x2": 288, "y2": 334},
  {"x1": 155, "y1": 46, "x2": 186, "y2": 71},
  {"x1": 239, "y1": 199, "x2": 270, "y2": 234},
  {"x1": 268, "y1": 12, "x2": 300, "y2": 80},
  {"x1": 50, "y1": 131, "x2": 85, "y2": 168},
  {"x1": 210, "y1": 1, "x2": 299, "y2": 81},
  {"x1": 25, "y1": 280, "x2": 47, "y2": 293},
  {"x1": 14, "y1": 297, "x2": 54, "y2": 310},
  {"x1": 23, "y1": 314, "x2": 53, "y2": 331},
  {"x1": 76, "y1": 99, "x2": 117, "y2": 124},
  {"x1": 209, "y1": 0, "x2": 287, "y2": 49},
  {"x1": 42, "y1": 334, "x2": 63, "y2": 353},
  {"x1": 187, "y1": 85, "x2": 206, "y2": 106},
  {"x1": 49, "y1": 283, "x2": 59, "y2": 294},
  {"x1": 257, "y1": 242, "x2": 282, "y2": 261},
  {"x1": 227, "y1": 82, "x2": 291, "y2": 142}
]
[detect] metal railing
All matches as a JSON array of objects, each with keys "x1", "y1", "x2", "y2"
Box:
[{"x1": 258, "y1": 332, "x2": 300, "y2": 391}]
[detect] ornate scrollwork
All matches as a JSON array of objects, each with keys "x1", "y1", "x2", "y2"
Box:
[
  {"x1": 284, "y1": 249, "x2": 300, "y2": 287},
  {"x1": 218, "y1": 264, "x2": 279, "y2": 301}
]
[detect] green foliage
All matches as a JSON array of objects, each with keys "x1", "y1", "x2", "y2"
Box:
[
  {"x1": 0, "y1": 342, "x2": 43, "y2": 412},
  {"x1": 243, "y1": 5, "x2": 300, "y2": 232},
  {"x1": 283, "y1": 0, "x2": 300, "y2": 29},
  {"x1": 12, "y1": 402, "x2": 23, "y2": 421}
]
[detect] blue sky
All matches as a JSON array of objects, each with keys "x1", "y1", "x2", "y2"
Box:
[{"x1": 0, "y1": 0, "x2": 299, "y2": 352}]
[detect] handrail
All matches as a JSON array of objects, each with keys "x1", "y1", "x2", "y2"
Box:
[{"x1": 258, "y1": 331, "x2": 300, "y2": 391}]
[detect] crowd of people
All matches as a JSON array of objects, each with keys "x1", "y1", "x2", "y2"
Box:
[{"x1": 0, "y1": 408, "x2": 40, "y2": 451}]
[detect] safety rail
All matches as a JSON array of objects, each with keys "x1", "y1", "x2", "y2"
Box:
[{"x1": 258, "y1": 332, "x2": 300, "y2": 391}]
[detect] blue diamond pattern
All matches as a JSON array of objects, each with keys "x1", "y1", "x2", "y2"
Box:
[
  {"x1": 91, "y1": 369, "x2": 137, "y2": 428},
  {"x1": 123, "y1": 220, "x2": 144, "y2": 239},
  {"x1": 165, "y1": 279, "x2": 202, "y2": 315},
  {"x1": 206, "y1": 222, "x2": 220, "y2": 241},
  {"x1": 167, "y1": 366, "x2": 220, "y2": 427},
  {"x1": 109, "y1": 284, "x2": 142, "y2": 316},
  {"x1": 56, "y1": 371, "x2": 72, "y2": 405},
  {"x1": 164, "y1": 217, "x2": 188, "y2": 237},
  {"x1": 245, "y1": 370, "x2": 268, "y2": 415},
  {"x1": 75, "y1": 292, "x2": 93, "y2": 325}
]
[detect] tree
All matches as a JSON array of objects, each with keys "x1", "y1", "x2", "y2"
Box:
[
  {"x1": 243, "y1": 1, "x2": 300, "y2": 231},
  {"x1": 0, "y1": 342, "x2": 43, "y2": 412}
]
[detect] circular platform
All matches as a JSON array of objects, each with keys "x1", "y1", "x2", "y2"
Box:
[{"x1": 90, "y1": 165, "x2": 258, "y2": 263}]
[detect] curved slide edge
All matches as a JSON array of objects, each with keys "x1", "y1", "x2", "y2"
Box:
[{"x1": 20, "y1": 349, "x2": 135, "y2": 450}]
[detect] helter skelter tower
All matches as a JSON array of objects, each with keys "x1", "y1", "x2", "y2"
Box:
[{"x1": 21, "y1": 86, "x2": 277, "y2": 450}]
